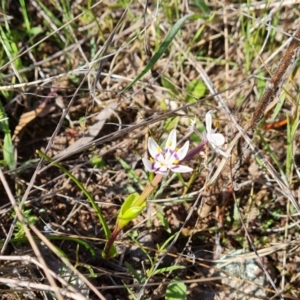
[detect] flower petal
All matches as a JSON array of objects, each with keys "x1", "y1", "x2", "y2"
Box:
[
  {"x1": 144, "y1": 128, "x2": 192, "y2": 175},
  {"x1": 152, "y1": 162, "x2": 168, "y2": 174},
  {"x1": 142, "y1": 158, "x2": 155, "y2": 172},
  {"x1": 208, "y1": 133, "x2": 225, "y2": 146},
  {"x1": 205, "y1": 111, "x2": 214, "y2": 135},
  {"x1": 148, "y1": 137, "x2": 162, "y2": 160},
  {"x1": 164, "y1": 129, "x2": 176, "y2": 160},
  {"x1": 170, "y1": 164, "x2": 193, "y2": 173},
  {"x1": 165, "y1": 129, "x2": 177, "y2": 151},
  {"x1": 175, "y1": 141, "x2": 190, "y2": 161}
]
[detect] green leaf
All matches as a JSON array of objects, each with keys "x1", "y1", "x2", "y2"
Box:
[
  {"x1": 120, "y1": 206, "x2": 145, "y2": 223},
  {"x1": 120, "y1": 14, "x2": 195, "y2": 94},
  {"x1": 120, "y1": 193, "x2": 140, "y2": 212},
  {"x1": 117, "y1": 193, "x2": 146, "y2": 227},
  {"x1": 185, "y1": 79, "x2": 206, "y2": 103},
  {"x1": 0, "y1": 102, "x2": 15, "y2": 170},
  {"x1": 28, "y1": 26, "x2": 43, "y2": 35},
  {"x1": 47, "y1": 236, "x2": 96, "y2": 257},
  {"x1": 257, "y1": 71, "x2": 266, "y2": 97},
  {"x1": 3, "y1": 132, "x2": 15, "y2": 170},
  {"x1": 76, "y1": 263, "x2": 97, "y2": 278},
  {"x1": 166, "y1": 279, "x2": 187, "y2": 300},
  {"x1": 161, "y1": 76, "x2": 178, "y2": 95},
  {"x1": 90, "y1": 156, "x2": 105, "y2": 168},
  {"x1": 193, "y1": 0, "x2": 210, "y2": 15}
]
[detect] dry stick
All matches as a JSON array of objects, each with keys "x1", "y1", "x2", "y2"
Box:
[
  {"x1": 0, "y1": 255, "x2": 83, "y2": 296},
  {"x1": 1, "y1": 73, "x2": 89, "y2": 296},
  {"x1": 207, "y1": 25, "x2": 300, "y2": 214},
  {"x1": 9, "y1": 32, "x2": 98, "y2": 292},
  {"x1": 0, "y1": 169, "x2": 64, "y2": 300},
  {"x1": 0, "y1": 169, "x2": 106, "y2": 300},
  {"x1": 0, "y1": 278, "x2": 86, "y2": 300},
  {"x1": 246, "y1": 27, "x2": 300, "y2": 132}
]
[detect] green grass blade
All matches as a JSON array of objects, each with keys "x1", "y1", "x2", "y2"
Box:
[
  {"x1": 124, "y1": 261, "x2": 143, "y2": 284},
  {"x1": 120, "y1": 13, "x2": 195, "y2": 94},
  {"x1": 19, "y1": 0, "x2": 31, "y2": 32},
  {"x1": 37, "y1": 151, "x2": 115, "y2": 255},
  {"x1": 3, "y1": 130, "x2": 15, "y2": 170},
  {"x1": 48, "y1": 236, "x2": 96, "y2": 257},
  {"x1": 286, "y1": 111, "x2": 299, "y2": 177},
  {"x1": 0, "y1": 101, "x2": 15, "y2": 170},
  {"x1": 153, "y1": 265, "x2": 185, "y2": 276}
]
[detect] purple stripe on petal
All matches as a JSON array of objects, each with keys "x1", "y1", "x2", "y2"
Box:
[
  {"x1": 156, "y1": 169, "x2": 168, "y2": 175},
  {"x1": 171, "y1": 164, "x2": 180, "y2": 170},
  {"x1": 152, "y1": 162, "x2": 161, "y2": 171},
  {"x1": 165, "y1": 148, "x2": 174, "y2": 160},
  {"x1": 155, "y1": 152, "x2": 163, "y2": 161},
  {"x1": 173, "y1": 152, "x2": 180, "y2": 161},
  {"x1": 151, "y1": 162, "x2": 157, "y2": 171}
]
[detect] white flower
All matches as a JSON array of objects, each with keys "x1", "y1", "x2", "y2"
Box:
[
  {"x1": 205, "y1": 111, "x2": 229, "y2": 157},
  {"x1": 142, "y1": 129, "x2": 193, "y2": 175}
]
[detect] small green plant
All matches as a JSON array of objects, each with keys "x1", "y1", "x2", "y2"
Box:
[
  {"x1": 13, "y1": 209, "x2": 38, "y2": 240},
  {"x1": 166, "y1": 278, "x2": 187, "y2": 300}
]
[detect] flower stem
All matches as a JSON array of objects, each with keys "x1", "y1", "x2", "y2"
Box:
[
  {"x1": 103, "y1": 225, "x2": 121, "y2": 258},
  {"x1": 134, "y1": 173, "x2": 164, "y2": 206}
]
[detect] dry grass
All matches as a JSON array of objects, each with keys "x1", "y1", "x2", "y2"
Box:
[{"x1": 1, "y1": 0, "x2": 300, "y2": 299}]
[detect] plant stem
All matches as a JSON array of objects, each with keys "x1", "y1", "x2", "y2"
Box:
[{"x1": 103, "y1": 173, "x2": 164, "y2": 258}]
